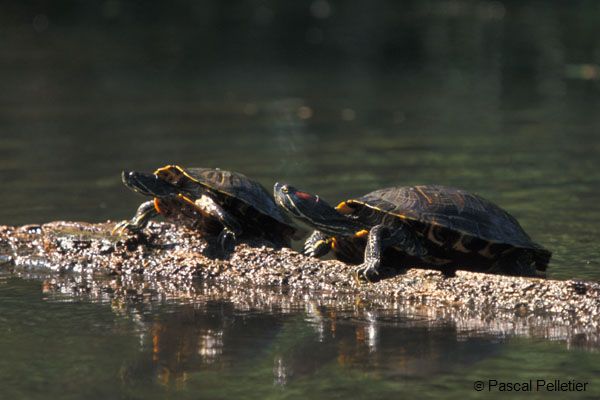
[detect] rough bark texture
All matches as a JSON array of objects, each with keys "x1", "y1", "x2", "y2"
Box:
[{"x1": 1, "y1": 221, "x2": 599, "y2": 348}]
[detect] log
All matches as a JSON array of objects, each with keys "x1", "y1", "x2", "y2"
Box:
[{"x1": 1, "y1": 221, "x2": 599, "y2": 349}]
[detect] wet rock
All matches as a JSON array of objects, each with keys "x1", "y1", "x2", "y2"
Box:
[{"x1": 1, "y1": 220, "x2": 600, "y2": 348}]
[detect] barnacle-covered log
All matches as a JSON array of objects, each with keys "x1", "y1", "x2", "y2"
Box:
[{"x1": 1, "y1": 221, "x2": 599, "y2": 348}]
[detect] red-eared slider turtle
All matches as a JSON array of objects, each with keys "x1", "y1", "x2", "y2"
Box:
[
  {"x1": 114, "y1": 165, "x2": 299, "y2": 251},
  {"x1": 273, "y1": 183, "x2": 551, "y2": 281}
]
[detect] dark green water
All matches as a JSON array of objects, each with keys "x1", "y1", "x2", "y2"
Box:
[{"x1": 2, "y1": 1, "x2": 600, "y2": 398}]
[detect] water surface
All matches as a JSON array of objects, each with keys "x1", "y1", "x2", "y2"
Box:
[{"x1": 1, "y1": 2, "x2": 600, "y2": 398}]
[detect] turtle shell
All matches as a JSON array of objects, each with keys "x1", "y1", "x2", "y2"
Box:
[
  {"x1": 155, "y1": 165, "x2": 293, "y2": 227},
  {"x1": 341, "y1": 185, "x2": 547, "y2": 253}
]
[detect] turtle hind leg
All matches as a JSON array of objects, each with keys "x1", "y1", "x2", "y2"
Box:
[
  {"x1": 194, "y1": 194, "x2": 243, "y2": 257},
  {"x1": 112, "y1": 201, "x2": 159, "y2": 235},
  {"x1": 302, "y1": 230, "x2": 333, "y2": 258}
]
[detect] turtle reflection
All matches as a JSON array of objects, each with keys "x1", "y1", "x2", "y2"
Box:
[
  {"x1": 272, "y1": 304, "x2": 499, "y2": 385},
  {"x1": 117, "y1": 300, "x2": 500, "y2": 389}
]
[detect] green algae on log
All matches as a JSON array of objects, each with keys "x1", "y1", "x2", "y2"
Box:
[{"x1": 1, "y1": 221, "x2": 599, "y2": 348}]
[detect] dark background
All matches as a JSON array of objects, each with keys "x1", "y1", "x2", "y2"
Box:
[{"x1": 3, "y1": 1, "x2": 599, "y2": 101}]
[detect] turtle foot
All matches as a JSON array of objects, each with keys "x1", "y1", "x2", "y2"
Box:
[
  {"x1": 355, "y1": 260, "x2": 381, "y2": 283},
  {"x1": 111, "y1": 220, "x2": 142, "y2": 236},
  {"x1": 217, "y1": 228, "x2": 236, "y2": 258},
  {"x1": 302, "y1": 241, "x2": 329, "y2": 258},
  {"x1": 302, "y1": 233, "x2": 332, "y2": 259}
]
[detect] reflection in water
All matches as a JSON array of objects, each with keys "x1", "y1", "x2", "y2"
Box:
[
  {"x1": 365, "y1": 311, "x2": 378, "y2": 353},
  {"x1": 2, "y1": 273, "x2": 600, "y2": 398},
  {"x1": 198, "y1": 329, "x2": 224, "y2": 363},
  {"x1": 273, "y1": 356, "x2": 290, "y2": 386},
  {"x1": 304, "y1": 301, "x2": 325, "y2": 342},
  {"x1": 126, "y1": 305, "x2": 229, "y2": 388},
  {"x1": 110, "y1": 292, "x2": 500, "y2": 389}
]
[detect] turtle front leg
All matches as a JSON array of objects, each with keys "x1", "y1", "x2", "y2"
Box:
[
  {"x1": 195, "y1": 195, "x2": 243, "y2": 255},
  {"x1": 112, "y1": 201, "x2": 159, "y2": 235},
  {"x1": 303, "y1": 230, "x2": 334, "y2": 258},
  {"x1": 356, "y1": 225, "x2": 388, "y2": 282},
  {"x1": 357, "y1": 223, "x2": 425, "y2": 282}
]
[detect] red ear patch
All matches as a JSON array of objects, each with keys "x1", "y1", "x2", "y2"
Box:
[{"x1": 295, "y1": 191, "x2": 316, "y2": 201}]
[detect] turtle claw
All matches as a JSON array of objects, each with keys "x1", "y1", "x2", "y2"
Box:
[
  {"x1": 217, "y1": 228, "x2": 236, "y2": 256},
  {"x1": 355, "y1": 260, "x2": 381, "y2": 283},
  {"x1": 302, "y1": 244, "x2": 319, "y2": 258},
  {"x1": 112, "y1": 218, "x2": 147, "y2": 236},
  {"x1": 112, "y1": 220, "x2": 134, "y2": 236},
  {"x1": 302, "y1": 239, "x2": 331, "y2": 259},
  {"x1": 113, "y1": 201, "x2": 157, "y2": 236},
  {"x1": 111, "y1": 222, "x2": 124, "y2": 236}
]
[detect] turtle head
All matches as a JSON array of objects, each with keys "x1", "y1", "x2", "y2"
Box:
[
  {"x1": 273, "y1": 183, "x2": 324, "y2": 219},
  {"x1": 121, "y1": 170, "x2": 179, "y2": 198},
  {"x1": 274, "y1": 183, "x2": 363, "y2": 236}
]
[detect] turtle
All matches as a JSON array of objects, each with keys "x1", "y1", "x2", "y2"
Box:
[
  {"x1": 113, "y1": 165, "x2": 300, "y2": 251},
  {"x1": 273, "y1": 183, "x2": 551, "y2": 281}
]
